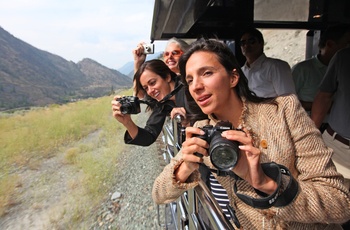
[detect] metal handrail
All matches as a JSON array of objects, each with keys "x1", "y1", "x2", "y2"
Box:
[{"x1": 157, "y1": 115, "x2": 234, "y2": 230}]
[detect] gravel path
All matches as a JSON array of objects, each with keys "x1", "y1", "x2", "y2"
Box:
[
  {"x1": 90, "y1": 110, "x2": 168, "y2": 230},
  {"x1": 105, "y1": 139, "x2": 164, "y2": 230}
]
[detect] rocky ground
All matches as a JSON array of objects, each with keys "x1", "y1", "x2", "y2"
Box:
[{"x1": 90, "y1": 136, "x2": 166, "y2": 230}]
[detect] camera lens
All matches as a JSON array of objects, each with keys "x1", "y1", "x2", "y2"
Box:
[
  {"x1": 209, "y1": 133, "x2": 239, "y2": 171},
  {"x1": 120, "y1": 102, "x2": 131, "y2": 114}
]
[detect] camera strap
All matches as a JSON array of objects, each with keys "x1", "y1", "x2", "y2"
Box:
[
  {"x1": 233, "y1": 162, "x2": 299, "y2": 209},
  {"x1": 210, "y1": 162, "x2": 298, "y2": 209},
  {"x1": 158, "y1": 82, "x2": 183, "y2": 104},
  {"x1": 138, "y1": 99, "x2": 151, "y2": 106}
]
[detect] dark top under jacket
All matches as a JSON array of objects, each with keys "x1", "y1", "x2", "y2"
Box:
[{"x1": 124, "y1": 79, "x2": 186, "y2": 146}]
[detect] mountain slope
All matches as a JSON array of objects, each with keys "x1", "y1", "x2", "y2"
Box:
[
  {"x1": 117, "y1": 52, "x2": 163, "y2": 78},
  {"x1": 0, "y1": 26, "x2": 132, "y2": 110},
  {"x1": 77, "y1": 58, "x2": 132, "y2": 94}
]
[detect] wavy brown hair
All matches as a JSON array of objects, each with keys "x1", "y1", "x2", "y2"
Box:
[
  {"x1": 178, "y1": 38, "x2": 274, "y2": 123},
  {"x1": 133, "y1": 59, "x2": 177, "y2": 109}
]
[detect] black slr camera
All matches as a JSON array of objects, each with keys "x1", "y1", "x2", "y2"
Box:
[
  {"x1": 116, "y1": 96, "x2": 141, "y2": 114},
  {"x1": 195, "y1": 123, "x2": 240, "y2": 171}
]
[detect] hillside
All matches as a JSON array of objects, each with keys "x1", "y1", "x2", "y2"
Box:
[
  {"x1": 0, "y1": 26, "x2": 132, "y2": 110},
  {"x1": 117, "y1": 52, "x2": 164, "y2": 78},
  {"x1": 0, "y1": 25, "x2": 308, "y2": 112}
]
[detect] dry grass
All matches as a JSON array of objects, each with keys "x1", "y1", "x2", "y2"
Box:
[{"x1": 0, "y1": 89, "x2": 134, "y2": 226}]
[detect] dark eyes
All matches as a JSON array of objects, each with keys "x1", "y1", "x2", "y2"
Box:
[
  {"x1": 143, "y1": 80, "x2": 156, "y2": 91},
  {"x1": 203, "y1": 71, "x2": 212, "y2": 76},
  {"x1": 149, "y1": 80, "x2": 156, "y2": 86},
  {"x1": 186, "y1": 71, "x2": 212, "y2": 85}
]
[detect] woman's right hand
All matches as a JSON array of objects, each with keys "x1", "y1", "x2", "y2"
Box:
[
  {"x1": 111, "y1": 95, "x2": 133, "y2": 125},
  {"x1": 132, "y1": 42, "x2": 147, "y2": 69},
  {"x1": 175, "y1": 127, "x2": 209, "y2": 182}
]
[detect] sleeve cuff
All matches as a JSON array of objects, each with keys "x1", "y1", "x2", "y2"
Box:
[{"x1": 171, "y1": 159, "x2": 200, "y2": 190}]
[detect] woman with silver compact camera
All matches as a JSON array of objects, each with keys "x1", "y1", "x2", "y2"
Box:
[
  {"x1": 133, "y1": 37, "x2": 190, "y2": 75},
  {"x1": 132, "y1": 37, "x2": 190, "y2": 99}
]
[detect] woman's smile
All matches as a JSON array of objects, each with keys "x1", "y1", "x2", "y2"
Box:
[{"x1": 153, "y1": 91, "x2": 161, "y2": 100}]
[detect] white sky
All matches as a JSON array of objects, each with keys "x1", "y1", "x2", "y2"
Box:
[{"x1": 0, "y1": 0, "x2": 167, "y2": 69}]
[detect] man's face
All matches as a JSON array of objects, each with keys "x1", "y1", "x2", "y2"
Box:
[
  {"x1": 324, "y1": 31, "x2": 350, "y2": 60},
  {"x1": 240, "y1": 33, "x2": 263, "y2": 59}
]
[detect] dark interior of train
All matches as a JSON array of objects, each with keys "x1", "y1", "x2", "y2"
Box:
[
  {"x1": 150, "y1": 0, "x2": 350, "y2": 64},
  {"x1": 151, "y1": 0, "x2": 350, "y2": 40}
]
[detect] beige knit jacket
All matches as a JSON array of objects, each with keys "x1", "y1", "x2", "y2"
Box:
[{"x1": 152, "y1": 94, "x2": 350, "y2": 229}]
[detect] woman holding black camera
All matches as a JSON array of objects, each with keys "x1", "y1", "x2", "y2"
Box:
[
  {"x1": 111, "y1": 59, "x2": 200, "y2": 146},
  {"x1": 152, "y1": 39, "x2": 350, "y2": 228}
]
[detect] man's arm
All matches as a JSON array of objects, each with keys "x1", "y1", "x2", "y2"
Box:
[
  {"x1": 300, "y1": 100, "x2": 313, "y2": 112},
  {"x1": 273, "y1": 61, "x2": 296, "y2": 96},
  {"x1": 311, "y1": 91, "x2": 333, "y2": 128}
]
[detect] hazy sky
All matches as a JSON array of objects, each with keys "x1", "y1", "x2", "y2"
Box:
[{"x1": 0, "y1": 0, "x2": 167, "y2": 70}]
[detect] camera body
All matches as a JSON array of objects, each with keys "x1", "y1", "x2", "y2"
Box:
[
  {"x1": 116, "y1": 96, "x2": 141, "y2": 114},
  {"x1": 195, "y1": 124, "x2": 239, "y2": 171},
  {"x1": 143, "y1": 43, "x2": 154, "y2": 54}
]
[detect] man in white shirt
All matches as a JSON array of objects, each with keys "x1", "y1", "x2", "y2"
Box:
[
  {"x1": 240, "y1": 28, "x2": 296, "y2": 98},
  {"x1": 292, "y1": 24, "x2": 350, "y2": 113}
]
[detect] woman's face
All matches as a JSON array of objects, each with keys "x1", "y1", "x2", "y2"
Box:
[
  {"x1": 140, "y1": 69, "x2": 172, "y2": 101},
  {"x1": 185, "y1": 51, "x2": 236, "y2": 117},
  {"x1": 163, "y1": 43, "x2": 183, "y2": 74}
]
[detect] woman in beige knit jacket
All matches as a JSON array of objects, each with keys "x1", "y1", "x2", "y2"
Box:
[{"x1": 152, "y1": 39, "x2": 350, "y2": 229}]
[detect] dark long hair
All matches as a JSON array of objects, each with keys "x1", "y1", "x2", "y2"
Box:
[
  {"x1": 178, "y1": 38, "x2": 273, "y2": 122},
  {"x1": 134, "y1": 59, "x2": 178, "y2": 109}
]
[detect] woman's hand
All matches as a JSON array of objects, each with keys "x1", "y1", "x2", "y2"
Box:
[
  {"x1": 111, "y1": 95, "x2": 133, "y2": 125},
  {"x1": 170, "y1": 107, "x2": 186, "y2": 119},
  {"x1": 221, "y1": 128, "x2": 277, "y2": 194},
  {"x1": 170, "y1": 107, "x2": 189, "y2": 126},
  {"x1": 111, "y1": 95, "x2": 139, "y2": 139},
  {"x1": 175, "y1": 127, "x2": 209, "y2": 182},
  {"x1": 132, "y1": 42, "x2": 147, "y2": 70}
]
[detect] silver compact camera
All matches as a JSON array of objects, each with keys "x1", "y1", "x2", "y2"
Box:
[{"x1": 143, "y1": 43, "x2": 154, "y2": 54}]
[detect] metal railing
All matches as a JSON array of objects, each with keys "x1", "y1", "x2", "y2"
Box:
[{"x1": 157, "y1": 116, "x2": 234, "y2": 230}]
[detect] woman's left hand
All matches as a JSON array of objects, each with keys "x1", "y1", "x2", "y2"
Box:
[{"x1": 221, "y1": 128, "x2": 277, "y2": 194}]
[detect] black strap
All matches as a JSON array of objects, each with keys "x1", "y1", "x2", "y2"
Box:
[
  {"x1": 138, "y1": 82, "x2": 183, "y2": 108},
  {"x1": 273, "y1": 164, "x2": 299, "y2": 207},
  {"x1": 158, "y1": 82, "x2": 183, "y2": 104},
  {"x1": 138, "y1": 99, "x2": 151, "y2": 106},
  {"x1": 234, "y1": 162, "x2": 282, "y2": 209},
  {"x1": 210, "y1": 162, "x2": 299, "y2": 209}
]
